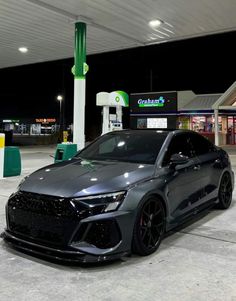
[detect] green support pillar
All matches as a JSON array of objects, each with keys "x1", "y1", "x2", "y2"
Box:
[{"x1": 73, "y1": 22, "x2": 87, "y2": 150}]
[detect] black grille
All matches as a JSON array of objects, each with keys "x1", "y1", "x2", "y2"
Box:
[
  {"x1": 7, "y1": 192, "x2": 81, "y2": 246},
  {"x1": 8, "y1": 192, "x2": 76, "y2": 217}
]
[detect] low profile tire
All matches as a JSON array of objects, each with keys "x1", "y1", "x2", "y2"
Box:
[
  {"x1": 217, "y1": 172, "x2": 232, "y2": 209},
  {"x1": 132, "y1": 197, "x2": 165, "y2": 256}
]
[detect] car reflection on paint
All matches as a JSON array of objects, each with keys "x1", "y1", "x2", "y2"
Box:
[{"x1": 2, "y1": 129, "x2": 234, "y2": 263}]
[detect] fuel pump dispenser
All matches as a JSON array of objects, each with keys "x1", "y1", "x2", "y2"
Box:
[{"x1": 96, "y1": 91, "x2": 129, "y2": 135}]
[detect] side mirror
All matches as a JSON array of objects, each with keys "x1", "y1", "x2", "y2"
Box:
[{"x1": 169, "y1": 153, "x2": 189, "y2": 168}]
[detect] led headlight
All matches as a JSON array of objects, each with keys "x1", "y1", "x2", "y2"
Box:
[{"x1": 71, "y1": 191, "x2": 126, "y2": 212}]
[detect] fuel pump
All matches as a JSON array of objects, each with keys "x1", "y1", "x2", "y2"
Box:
[{"x1": 96, "y1": 91, "x2": 129, "y2": 135}]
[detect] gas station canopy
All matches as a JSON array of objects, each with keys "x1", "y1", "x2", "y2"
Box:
[{"x1": 1, "y1": 0, "x2": 236, "y2": 69}]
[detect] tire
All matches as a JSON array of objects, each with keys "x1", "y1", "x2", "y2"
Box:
[
  {"x1": 132, "y1": 197, "x2": 165, "y2": 256},
  {"x1": 217, "y1": 172, "x2": 232, "y2": 209}
]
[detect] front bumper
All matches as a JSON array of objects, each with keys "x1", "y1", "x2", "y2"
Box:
[
  {"x1": 2, "y1": 231, "x2": 128, "y2": 263},
  {"x1": 3, "y1": 192, "x2": 134, "y2": 263}
]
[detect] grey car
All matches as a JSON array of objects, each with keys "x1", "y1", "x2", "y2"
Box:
[{"x1": 2, "y1": 129, "x2": 234, "y2": 263}]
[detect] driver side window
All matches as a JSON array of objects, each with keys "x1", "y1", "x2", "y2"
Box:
[{"x1": 162, "y1": 134, "x2": 194, "y2": 166}]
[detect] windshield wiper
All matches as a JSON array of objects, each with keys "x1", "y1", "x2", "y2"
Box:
[
  {"x1": 103, "y1": 159, "x2": 119, "y2": 162},
  {"x1": 74, "y1": 156, "x2": 84, "y2": 160}
]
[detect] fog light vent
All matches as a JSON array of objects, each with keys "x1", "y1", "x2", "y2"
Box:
[{"x1": 73, "y1": 219, "x2": 121, "y2": 249}]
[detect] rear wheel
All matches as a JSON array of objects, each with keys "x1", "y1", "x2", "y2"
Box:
[
  {"x1": 132, "y1": 197, "x2": 165, "y2": 256},
  {"x1": 217, "y1": 172, "x2": 232, "y2": 209}
]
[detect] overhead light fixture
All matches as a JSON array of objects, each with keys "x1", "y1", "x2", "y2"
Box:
[
  {"x1": 18, "y1": 47, "x2": 28, "y2": 53},
  {"x1": 57, "y1": 95, "x2": 63, "y2": 101},
  {"x1": 149, "y1": 19, "x2": 163, "y2": 28}
]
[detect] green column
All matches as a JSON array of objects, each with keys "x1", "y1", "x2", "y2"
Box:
[
  {"x1": 73, "y1": 22, "x2": 87, "y2": 150},
  {"x1": 74, "y1": 22, "x2": 86, "y2": 79}
]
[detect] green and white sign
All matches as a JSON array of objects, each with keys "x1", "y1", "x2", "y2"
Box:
[
  {"x1": 110, "y1": 91, "x2": 129, "y2": 107},
  {"x1": 96, "y1": 91, "x2": 129, "y2": 107},
  {"x1": 138, "y1": 96, "x2": 165, "y2": 108}
]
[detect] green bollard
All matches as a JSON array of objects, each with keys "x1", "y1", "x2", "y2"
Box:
[
  {"x1": 54, "y1": 144, "x2": 78, "y2": 163},
  {"x1": 4, "y1": 147, "x2": 21, "y2": 177}
]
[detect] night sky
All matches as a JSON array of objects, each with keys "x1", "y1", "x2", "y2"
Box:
[{"x1": 0, "y1": 31, "x2": 236, "y2": 139}]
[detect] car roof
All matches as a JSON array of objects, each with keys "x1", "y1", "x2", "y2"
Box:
[{"x1": 107, "y1": 129, "x2": 194, "y2": 136}]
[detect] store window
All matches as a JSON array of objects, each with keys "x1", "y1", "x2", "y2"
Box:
[
  {"x1": 191, "y1": 115, "x2": 223, "y2": 133},
  {"x1": 178, "y1": 116, "x2": 190, "y2": 130},
  {"x1": 191, "y1": 116, "x2": 206, "y2": 132}
]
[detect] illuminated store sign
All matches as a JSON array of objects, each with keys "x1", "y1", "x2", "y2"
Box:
[
  {"x1": 3, "y1": 119, "x2": 20, "y2": 123},
  {"x1": 138, "y1": 96, "x2": 165, "y2": 107},
  {"x1": 35, "y1": 118, "x2": 56, "y2": 123},
  {"x1": 130, "y1": 92, "x2": 177, "y2": 114}
]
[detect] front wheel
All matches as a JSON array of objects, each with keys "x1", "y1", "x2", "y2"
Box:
[
  {"x1": 132, "y1": 197, "x2": 165, "y2": 256},
  {"x1": 217, "y1": 172, "x2": 232, "y2": 209}
]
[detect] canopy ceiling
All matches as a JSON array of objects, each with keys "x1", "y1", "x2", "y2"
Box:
[{"x1": 1, "y1": 0, "x2": 236, "y2": 69}]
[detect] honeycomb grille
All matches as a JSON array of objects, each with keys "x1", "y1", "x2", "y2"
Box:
[{"x1": 8, "y1": 192, "x2": 75, "y2": 217}]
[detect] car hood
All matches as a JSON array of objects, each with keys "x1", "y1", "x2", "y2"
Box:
[{"x1": 20, "y1": 159, "x2": 155, "y2": 198}]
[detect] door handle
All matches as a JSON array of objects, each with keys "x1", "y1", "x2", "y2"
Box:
[{"x1": 193, "y1": 165, "x2": 200, "y2": 171}]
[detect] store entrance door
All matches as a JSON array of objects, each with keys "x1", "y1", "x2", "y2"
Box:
[{"x1": 226, "y1": 116, "x2": 236, "y2": 144}]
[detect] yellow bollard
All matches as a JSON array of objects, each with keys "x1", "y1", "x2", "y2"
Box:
[
  {"x1": 0, "y1": 133, "x2": 5, "y2": 178},
  {"x1": 63, "y1": 131, "x2": 68, "y2": 143}
]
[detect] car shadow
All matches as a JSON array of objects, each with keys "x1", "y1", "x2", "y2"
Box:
[{"x1": 159, "y1": 200, "x2": 236, "y2": 252}]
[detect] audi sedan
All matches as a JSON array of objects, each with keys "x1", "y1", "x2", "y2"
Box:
[{"x1": 2, "y1": 130, "x2": 234, "y2": 263}]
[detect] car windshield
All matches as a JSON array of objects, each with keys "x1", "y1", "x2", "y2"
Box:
[{"x1": 76, "y1": 131, "x2": 168, "y2": 164}]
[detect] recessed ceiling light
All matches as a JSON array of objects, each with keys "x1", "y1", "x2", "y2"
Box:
[
  {"x1": 18, "y1": 47, "x2": 28, "y2": 53},
  {"x1": 149, "y1": 19, "x2": 163, "y2": 28}
]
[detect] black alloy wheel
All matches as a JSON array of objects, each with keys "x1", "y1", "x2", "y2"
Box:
[
  {"x1": 132, "y1": 198, "x2": 165, "y2": 256},
  {"x1": 217, "y1": 172, "x2": 232, "y2": 209}
]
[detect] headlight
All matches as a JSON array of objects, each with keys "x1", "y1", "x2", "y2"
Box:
[{"x1": 71, "y1": 191, "x2": 126, "y2": 212}]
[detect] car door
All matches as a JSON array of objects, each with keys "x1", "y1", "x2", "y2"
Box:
[
  {"x1": 188, "y1": 132, "x2": 222, "y2": 206},
  {"x1": 162, "y1": 133, "x2": 202, "y2": 224}
]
